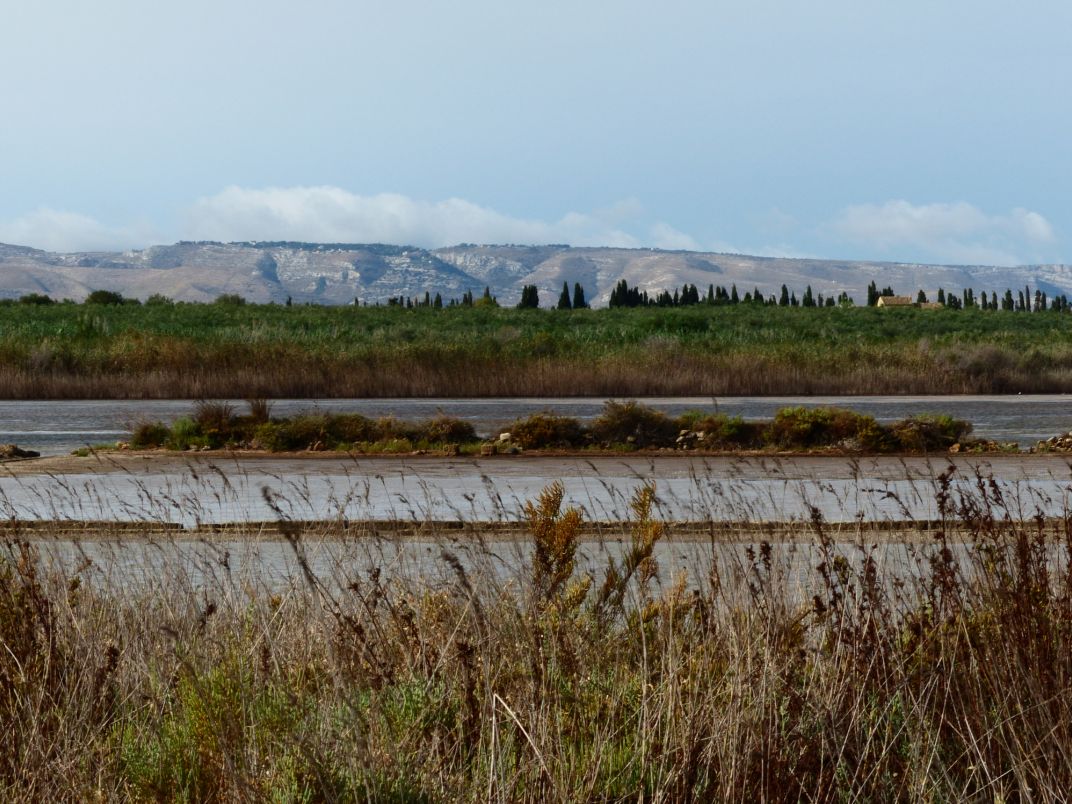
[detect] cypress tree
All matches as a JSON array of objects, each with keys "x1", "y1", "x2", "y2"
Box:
[
  {"x1": 557, "y1": 282, "x2": 572, "y2": 310},
  {"x1": 867, "y1": 281, "x2": 879, "y2": 306},
  {"x1": 517, "y1": 285, "x2": 539, "y2": 309},
  {"x1": 572, "y1": 282, "x2": 587, "y2": 309}
]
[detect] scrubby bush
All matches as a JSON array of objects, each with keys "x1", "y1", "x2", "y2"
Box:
[
  {"x1": 889, "y1": 414, "x2": 972, "y2": 452},
  {"x1": 253, "y1": 415, "x2": 330, "y2": 451},
  {"x1": 324, "y1": 413, "x2": 380, "y2": 444},
  {"x1": 245, "y1": 398, "x2": 272, "y2": 424},
  {"x1": 213, "y1": 294, "x2": 246, "y2": 306},
  {"x1": 765, "y1": 407, "x2": 882, "y2": 449},
  {"x1": 685, "y1": 413, "x2": 766, "y2": 448},
  {"x1": 84, "y1": 290, "x2": 126, "y2": 305},
  {"x1": 193, "y1": 400, "x2": 236, "y2": 445},
  {"x1": 166, "y1": 416, "x2": 205, "y2": 450},
  {"x1": 17, "y1": 293, "x2": 53, "y2": 305},
  {"x1": 592, "y1": 400, "x2": 678, "y2": 448},
  {"x1": 372, "y1": 416, "x2": 413, "y2": 442},
  {"x1": 509, "y1": 413, "x2": 587, "y2": 449},
  {"x1": 130, "y1": 420, "x2": 170, "y2": 449},
  {"x1": 411, "y1": 415, "x2": 477, "y2": 444}
]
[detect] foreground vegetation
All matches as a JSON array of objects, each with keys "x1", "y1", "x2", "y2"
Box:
[
  {"x1": 4, "y1": 474, "x2": 1072, "y2": 800},
  {"x1": 126, "y1": 399, "x2": 982, "y2": 455},
  {"x1": 3, "y1": 302, "x2": 1072, "y2": 397}
]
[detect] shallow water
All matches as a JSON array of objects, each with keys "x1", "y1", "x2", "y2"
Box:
[
  {"x1": 2, "y1": 395, "x2": 1071, "y2": 456},
  {"x1": 24, "y1": 535, "x2": 938, "y2": 595},
  {"x1": 4, "y1": 455, "x2": 1071, "y2": 525}
]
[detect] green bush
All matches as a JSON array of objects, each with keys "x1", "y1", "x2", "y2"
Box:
[
  {"x1": 166, "y1": 416, "x2": 206, "y2": 450},
  {"x1": 509, "y1": 413, "x2": 586, "y2": 449},
  {"x1": 592, "y1": 401, "x2": 677, "y2": 448}
]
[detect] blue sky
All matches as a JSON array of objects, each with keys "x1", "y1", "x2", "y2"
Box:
[{"x1": 2, "y1": 0, "x2": 1069, "y2": 265}]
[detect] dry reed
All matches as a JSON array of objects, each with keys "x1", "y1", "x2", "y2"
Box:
[{"x1": 1, "y1": 470, "x2": 1072, "y2": 800}]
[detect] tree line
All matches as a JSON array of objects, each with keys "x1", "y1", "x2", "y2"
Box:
[
  {"x1": 4, "y1": 279, "x2": 1071, "y2": 313},
  {"x1": 608, "y1": 280, "x2": 852, "y2": 308}
]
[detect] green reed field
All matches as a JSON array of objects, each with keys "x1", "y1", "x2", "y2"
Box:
[
  {"x1": 5, "y1": 476, "x2": 1072, "y2": 801},
  {"x1": 2, "y1": 301, "x2": 1072, "y2": 397}
]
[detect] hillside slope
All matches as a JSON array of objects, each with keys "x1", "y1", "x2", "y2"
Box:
[{"x1": 0, "y1": 240, "x2": 1069, "y2": 305}]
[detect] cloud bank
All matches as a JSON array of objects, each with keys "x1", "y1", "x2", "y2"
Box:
[
  {"x1": 0, "y1": 208, "x2": 156, "y2": 253},
  {"x1": 828, "y1": 200, "x2": 1056, "y2": 266},
  {"x1": 0, "y1": 191, "x2": 1060, "y2": 268},
  {"x1": 182, "y1": 186, "x2": 698, "y2": 250}
]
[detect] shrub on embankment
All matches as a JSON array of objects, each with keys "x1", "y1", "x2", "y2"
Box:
[
  {"x1": 126, "y1": 399, "x2": 980, "y2": 454},
  {"x1": 132, "y1": 401, "x2": 477, "y2": 452},
  {"x1": 4, "y1": 475, "x2": 1072, "y2": 799},
  {"x1": 509, "y1": 402, "x2": 976, "y2": 453}
]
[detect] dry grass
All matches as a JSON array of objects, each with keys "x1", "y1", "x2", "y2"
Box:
[{"x1": 3, "y1": 472, "x2": 1072, "y2": 800}]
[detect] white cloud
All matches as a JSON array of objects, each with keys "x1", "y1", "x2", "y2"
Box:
[
  {"x1": 182, "y1": 186, "x2": 655, "y2": 248},
  {"x1": 828, "y1": 200, "x2": 1057, "y2": 266},
  {"x1": 0, "y1": 207, "x2": 156, "y2": 252},
  {"x1": 648, "y1": 222, "x2": 700, "y2": 251},
  {"x1": 0, "y1": 188, "x2": 715, "y2": 253}
]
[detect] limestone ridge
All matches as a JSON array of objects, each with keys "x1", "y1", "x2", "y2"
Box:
[{"x1": 0, "y1": 240, "x2": 1069, "y2": 306}]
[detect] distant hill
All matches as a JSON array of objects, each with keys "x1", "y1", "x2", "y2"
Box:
[{"x1": 1, "y1": 240, "x2": 1070, "y2": 306}]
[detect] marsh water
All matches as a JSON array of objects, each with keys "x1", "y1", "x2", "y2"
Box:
[
  {"x1": 29, "y1": 534, "x2": 965, "y2": 595},
  {"x1": 4, "y1": 396, "x2": 1070, "y2": 585},
  {"x1": 4, "y1": 453, "x2": 1072, "y2": 526},
  {"x1": 2, "y1": 395, "x2": 1072, "y2": 456},
  {"x1": 2, "y1": 396, "x2": 1072, "y2": 527}
]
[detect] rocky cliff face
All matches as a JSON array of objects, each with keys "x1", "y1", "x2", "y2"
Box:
[{"x1": 0, "y1": 240, "x2": 1069, "y2": 306}]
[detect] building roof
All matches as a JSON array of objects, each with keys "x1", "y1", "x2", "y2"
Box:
[{"x1": 876, "y1": 295, "x2": 914, "y2": 307}]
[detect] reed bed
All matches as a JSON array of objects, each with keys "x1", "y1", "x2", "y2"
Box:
[
  {"x1": 3, "y1": 467, "x2": 1072, "y2": 800},
  {"x1": 3, "y1": 304, "x2": 1072, "y2": 397}
]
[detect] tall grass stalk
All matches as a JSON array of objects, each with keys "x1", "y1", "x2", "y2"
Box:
[{"x1": 2, "y1": 474, "x2": 1072, "y2": 799}]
